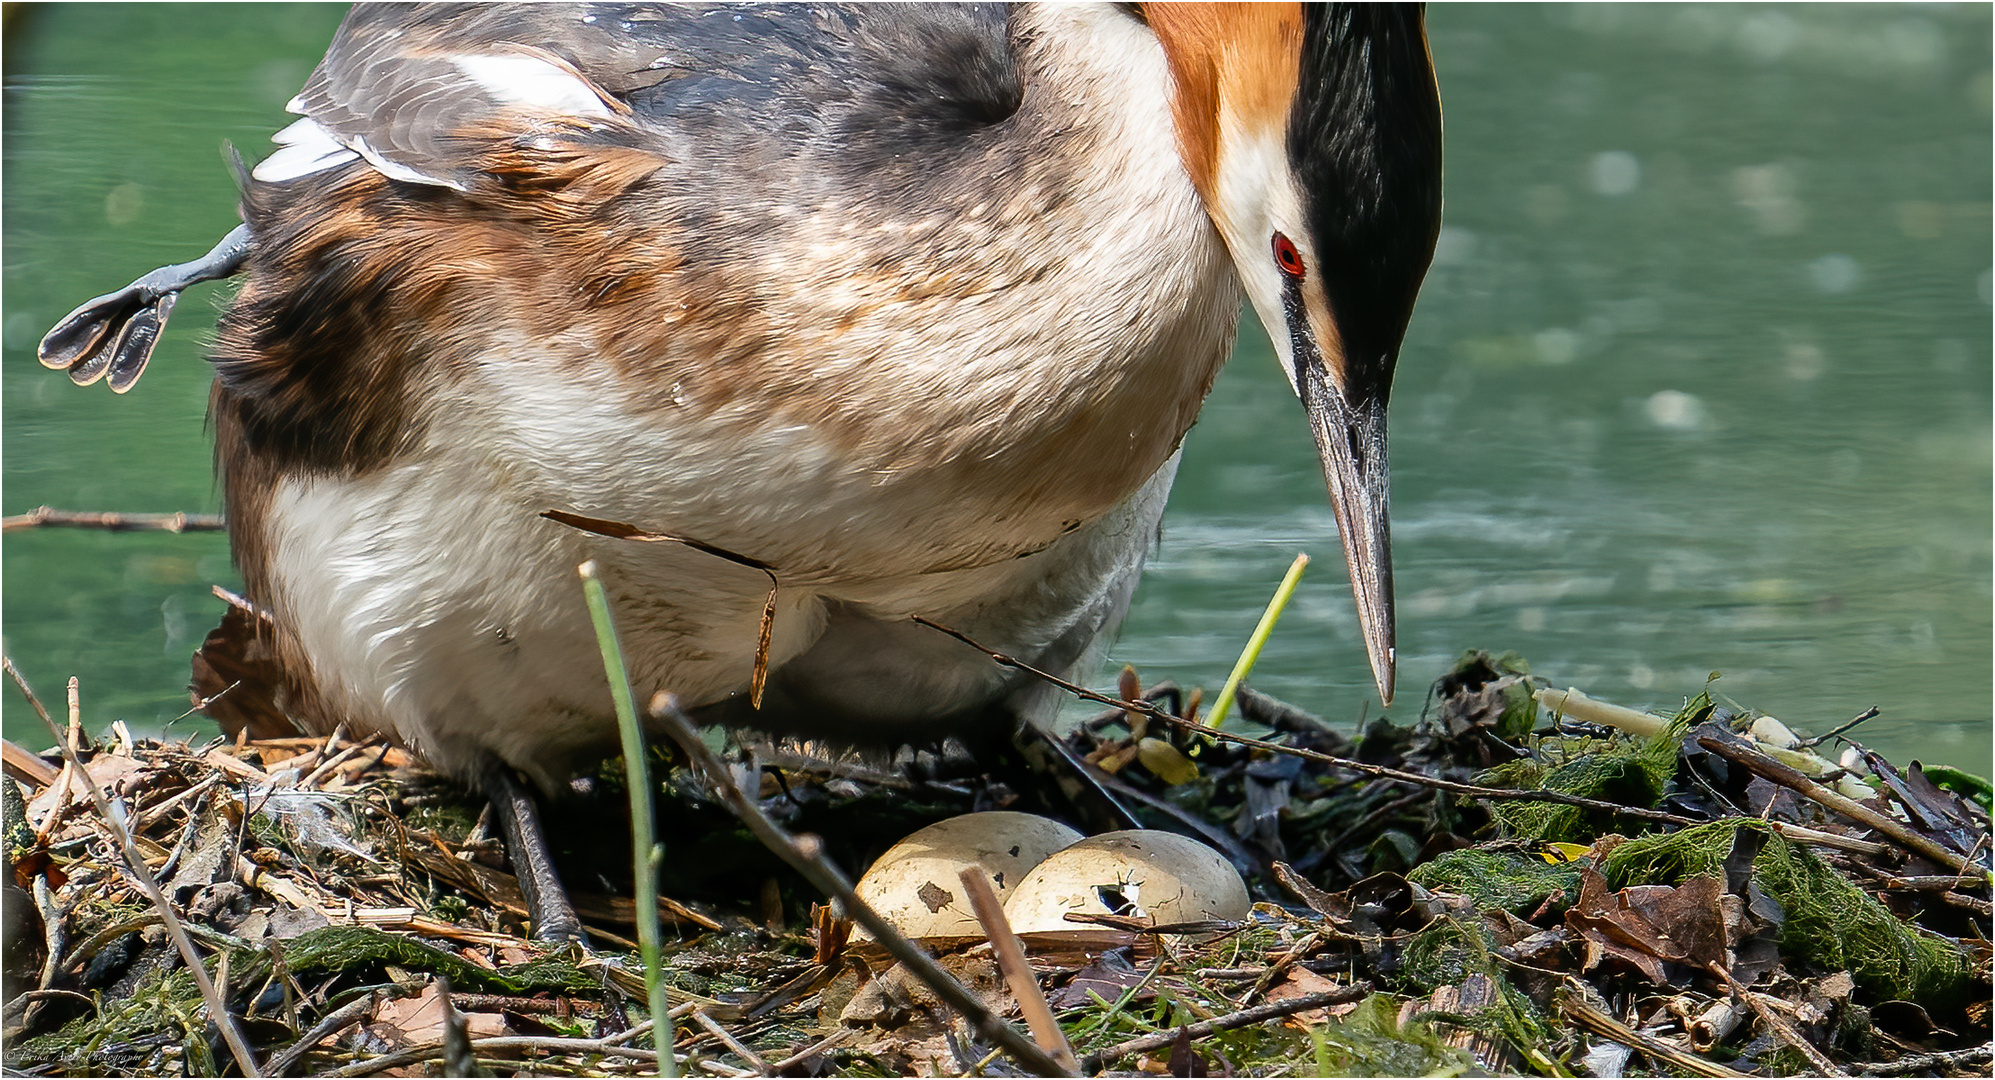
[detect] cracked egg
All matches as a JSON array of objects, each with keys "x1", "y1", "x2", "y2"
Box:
[
  {"x1": 1001, "y1": 829, "x2": 1248, "y2": 937},
  {"x1": 850, "y1": 811, "x2": 1083, "y2": 940}
]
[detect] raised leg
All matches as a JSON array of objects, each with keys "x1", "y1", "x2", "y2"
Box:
[
  {"x1": 39, "y1": 222, "x2": 252, "y2": 392},
  {"x1": 479, "y1": 758, "x2": 585, "y2": 945}
]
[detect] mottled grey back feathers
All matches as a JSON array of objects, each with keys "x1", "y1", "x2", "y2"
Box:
[{"x1": 292, "y1": 3, "x2": 1024, "y2": 192}]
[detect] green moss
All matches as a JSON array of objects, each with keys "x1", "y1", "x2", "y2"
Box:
[
  {"x1": 1395, "y1": 917, "x2": 1559, "y2": 1072},
  {"x1": 231, "y1": 925, "x2": 598, "y2": 995},
  {"x1": 1482, "y1": 695, "x2": 1694, "y2": 843},
  {"x1": 1601, "y1": 820, "x2": 1967, "y2": 1002},
  {"x1": 1306, "y1": 993, "x2": 1475, "y2": 1077},
  {"x1": 11, "y1": 967, "x2": 205, "y2": 1074},
  {"x1": 1409, "y1": 848, "x2": 1586, "y2": 917}
]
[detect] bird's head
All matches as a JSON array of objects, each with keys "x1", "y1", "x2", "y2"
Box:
[{"x1": 1145, "y1": 2, "x2": 1443, "y2": 706}]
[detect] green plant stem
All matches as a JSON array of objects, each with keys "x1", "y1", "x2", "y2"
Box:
[
  {"x1": 1203, "y1": 552, "x2": 1309, "y2": 729},
  {"x1": 580, "y1": 562, "x2": 677, "y2": 1078}
]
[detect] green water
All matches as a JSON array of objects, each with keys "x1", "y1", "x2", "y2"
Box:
[{"x1": 4, "y1": 5, "x2": 1989, "y2": 770}]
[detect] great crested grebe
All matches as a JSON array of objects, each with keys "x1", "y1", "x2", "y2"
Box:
[{"x1": 41, "y1": 2, "x2": 1442, "y2": 941}]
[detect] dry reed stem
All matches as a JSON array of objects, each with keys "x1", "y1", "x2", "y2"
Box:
[{"x1": 958, "y1": 866, "x2": 1079, "y2": 1072}]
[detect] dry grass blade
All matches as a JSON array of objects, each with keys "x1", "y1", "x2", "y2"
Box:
[
  {"x1": 750, "y1": 574, "x2": 777, "y2": 710},
  {"x1": 2, "y1": 657, "x2": 265, "y2": 1077},
  {"x1": 545, "y1": 509, "x2": 783, "y2": 711}
]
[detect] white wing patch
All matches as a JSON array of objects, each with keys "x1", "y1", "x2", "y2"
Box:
[
  {"x1": 448, "y1": 52, "x2": 614, "y2": 118},
  {"x1": 252, "y1": 117, "x2": 360, "y2": 184},
  {"x1": 253, "y1": 48, "x2": 614, "y2": 189}
]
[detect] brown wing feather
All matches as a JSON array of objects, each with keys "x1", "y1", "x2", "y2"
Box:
[{"x1": 292, "y1": 3, "x2": 670, "y2": 189}]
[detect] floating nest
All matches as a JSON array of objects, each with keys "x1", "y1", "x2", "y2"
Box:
[{"x1": 2, "y1": 650, "x2": 1989, "y2": 1076}]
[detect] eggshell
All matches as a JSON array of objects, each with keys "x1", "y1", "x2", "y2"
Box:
[
  {"x1": 1002, "y1": 829, "x2": 1249, "y2": 936},
  {"x1": 851, "y1": 811, "x2": 1083, "y2": 940}
]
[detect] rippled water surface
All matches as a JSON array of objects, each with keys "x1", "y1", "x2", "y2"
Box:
[{"x1": 4, "y1": 5, "x2": 1989, "y2": 768}]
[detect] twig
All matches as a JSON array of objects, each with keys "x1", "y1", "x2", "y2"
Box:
[
  {"x1": 647, "y1": 694, "x2": 1073, "y2": 1078},
  {"x1": 1204, "y1": 552, "x2": 1308, "y2": 729},
  {"x1": 437, "y1": 975, "x2": 481, "y2": 1079},
  {"x1": 1238, "y1": 928, "x2": 1327, "y2": 1008},
  {"x1": 1, "y1": 736, "x2": 58, "y2": 788},
  {"x1": 1844, "y1": 863, "x2": 1995, "y2": 915},
  {"x1": 1767, "y1": 821, "x2": 1890, "y2": 858},
  {"x1": 911, "y1": 617, "x2": 1698, "y2": 826},
  {"x1": 958, "y1": 867, "x2": 1079, "y2": 1073},
  {"x1": 1857, "y1": 1043, "x2": 1995, "y2": 1076},
  {"x1": 32, "y1": 876, "x2": 64, "y2": 995},
  {"x1": 601, "y1": 1002, "x2": 703, "y2": 1049},
  {"x1": 1799, "y1": 706, "x2": 1881, "y2": 749},
  {"x1": 765, "y1": 1028, "x2": 856, "y2": 1073},
  {"x1": 689, "y1": 1010, "x2": 771, "y2": 1073},
  {"x1": 1696, "y1": 736, "x2": 1985, "y2": 879},
  {"x1": 321, "y1": 1034, "x2": 670, "y2": 1076},
  {"x1": 1713, "y1": 967, "x2": 1847, "y2": 1077},
  {"x1": 0, "y1": 505, "x2": 226, "y2": 533},
  {"x1": 1557, "y1": 985, "x2": 1747, "y2": 1078},
  {"x1": 265, "y1": 982, "x2": 400, "y2": 1070},
  {"x1": 2, "y1": 658, "x2": 265, "y2": 1077},
  {"x1": 581, "y1": 561, "x2": 678, "y2": 1077},
  {"x1": 1078, "y1": 987, "x2": 1369, "y2": 1072}
]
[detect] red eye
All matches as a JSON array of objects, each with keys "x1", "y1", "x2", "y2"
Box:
[{"x1": 1272, "y1": 232, "x2": 1306, "y2": 280}]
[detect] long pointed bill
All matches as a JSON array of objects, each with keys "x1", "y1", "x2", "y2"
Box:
[{"x1": 1298, "y1": 361, "x2": 1395, "y2": 706}]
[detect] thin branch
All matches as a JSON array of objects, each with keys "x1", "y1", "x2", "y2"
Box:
[
  {"x1": 0, "y1": 505, "x2": 225, "y2": 533},
  {"x1": 911, "y1": 616, "x2": 1699, "y2": 826},
  {"x1": 1696, "y1": 735, "x2": 1985, "y2": 879},
  {"x1": 262, "y1": 984, "x2": 411, "y2": 1076},
  {"x1": 765, "y1": 1029, "x2": 856, "y2": 1074},
  {"x1": 321, "y1": 1035, "x2": 668, "y2": 1077},
  {"x1": 1857, "y1": 1043, "x2": 1995, "y2": 1076},
  {"x1": 1712, "y1": 966, "x2": 1847, "y2": 1078},
  {"x1": 2, "y1": 658, "x2": 264, "y2": 1077},
  {"x1": 1798, "y1": 706, "x2": 1881, "y2": 749},
  {"x1": 689, "y1": 1009, "x2": 771, "y2": 1073}
]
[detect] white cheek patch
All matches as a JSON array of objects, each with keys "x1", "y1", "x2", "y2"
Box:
[
  {"x1": 448, "y1": 53, "x2": 614, "y2": 117},
  {"x1": 1211, "y1": 121, "x2": 1315, "y2": 396}
]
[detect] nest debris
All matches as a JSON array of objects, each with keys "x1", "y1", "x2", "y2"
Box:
[{"x1": 1, "y1": 649, "x2": 1989, "y2": 1076}]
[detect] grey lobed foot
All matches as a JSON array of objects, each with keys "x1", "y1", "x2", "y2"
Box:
[{"x1": 38, "y1": 222, "x2": 252, "y2": 393}]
